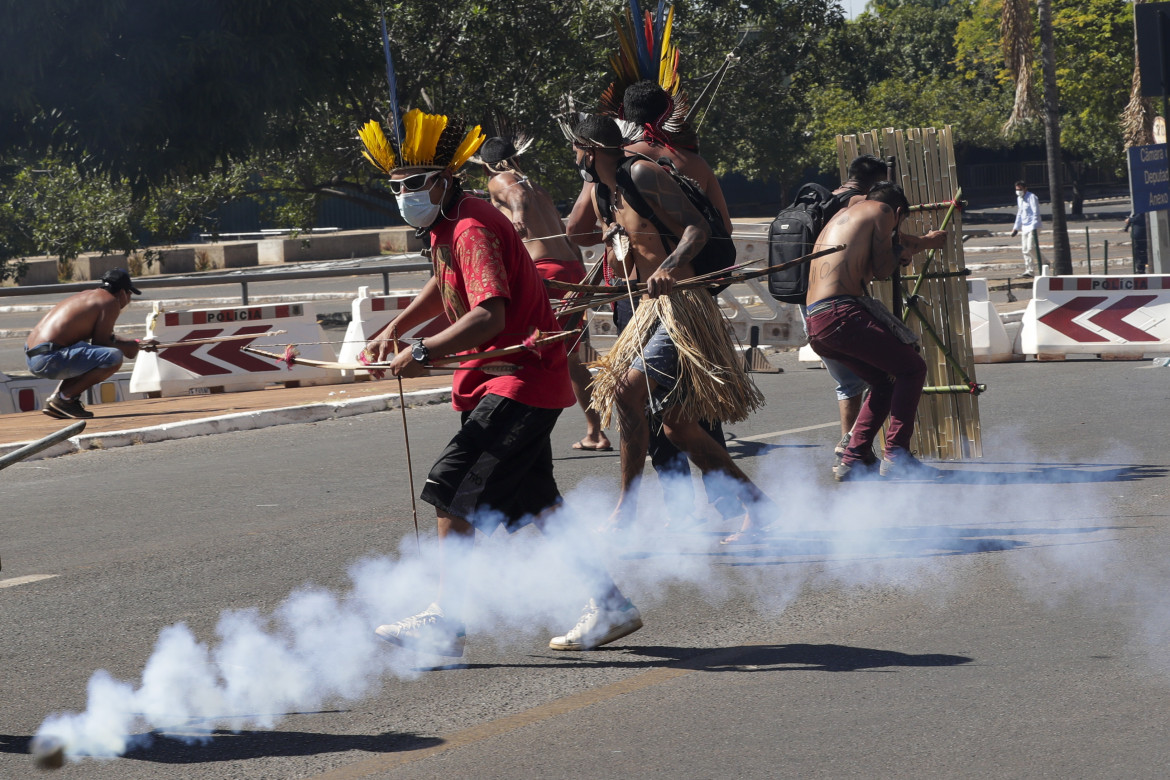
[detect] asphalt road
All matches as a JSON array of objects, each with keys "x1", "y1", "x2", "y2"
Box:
[{"x1": 3, "y1": 352, "x2": 1169, "y2": 778}]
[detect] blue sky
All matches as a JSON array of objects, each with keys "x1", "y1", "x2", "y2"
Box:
[{"x1": 842, "y1": 0, "x2": 867, "y2": 19}]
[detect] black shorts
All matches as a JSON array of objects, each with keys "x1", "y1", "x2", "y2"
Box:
[{"x1": 421, "y1": 394, "x2": 563, "y2": 533}]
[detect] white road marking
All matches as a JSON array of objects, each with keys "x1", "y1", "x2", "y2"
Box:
[
  {"x1": 0, "y1": 574, "x2": 59, "y2": 589},
  {"x1": 638, "y1": 421, "x2": 840, "y2": 462},
  {"x1": 732, "y1": 421, "x2": 839, "y2": 443}
]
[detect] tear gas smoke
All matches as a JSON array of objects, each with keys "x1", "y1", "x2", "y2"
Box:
[{"x1": 33, "y1": 440, "x2": 1124, "y2": 765}]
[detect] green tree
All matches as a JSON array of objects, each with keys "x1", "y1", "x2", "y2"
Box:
[
  {"x1": 959, "y1": 0, "x2": 1133, "y2": 215},
  {"x1": 801, "y1": 0, "x2": 1012, "y2": 177}
]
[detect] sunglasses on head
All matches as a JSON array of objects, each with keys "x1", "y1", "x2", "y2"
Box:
[{"x1": 388, "y1": 170, "x2": 442, "y2": 195}]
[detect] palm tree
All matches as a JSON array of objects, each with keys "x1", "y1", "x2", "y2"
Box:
[
  {"x1": 1003, "y1": 0, "x2": 1072, "y2": 274},
  {"x1": 1036, "y1": 0, "x2": 1072, "y2": 274}
]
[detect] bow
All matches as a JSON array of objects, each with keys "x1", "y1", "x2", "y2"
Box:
[
  {"x1": 145, "y1": 330, "x2": 288, "y2": 351},
  {"x1": 552, "y1": 245, "x2": 846, "y2": 316},
  {"x1": 239, "y1": 346, "x2": 516, "y2": 374}
]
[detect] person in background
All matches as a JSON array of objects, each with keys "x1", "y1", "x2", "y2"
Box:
[
  {"x1": 1011, "y1": 181, "x2": 1041, "y2": 278},
  {"x1": 1124, "y1": 210, "x2": 1149, "y2": 274}
]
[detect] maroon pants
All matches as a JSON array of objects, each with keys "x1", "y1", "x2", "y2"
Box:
[{"x1": 806, "y1": 297, "x2": 927, "y2": 462}]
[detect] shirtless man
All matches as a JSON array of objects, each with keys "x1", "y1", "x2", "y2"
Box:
[
  {"x1": 565, "y1": 82, "x2": 738, "y2": 529},
  {"x1": 805, "y1": 183, "x2": 947, "y2": 481},
  {"x1": 478, "y1": 136, "x2": 611, "y2": 452},
  {"x1": 816, "y1": 154, "x2": 888, "y2": 467},
  {"x1": 571, "y1": 114, "x2": 774, "y2": 532},
  {"x1": 621, "y1": 79, "x2": 731, "y2": 232},
  {"x1": 24, "y1": 268, "x2": 147, "y2": 419}
]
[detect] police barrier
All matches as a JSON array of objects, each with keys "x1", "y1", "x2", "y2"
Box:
[
  {"x1": 966, "y1": 278, "x2": 1019, "y2": 363},
  {"x1": 0, "y1": 371, "x2": 141, "y2": 415},
  {"x1": 130, "y1": 302, "x2": 342, "y2": 396},
  {"x1": 1020, "y1": 275, "x2": 1170, "y2": 359},
  {"x1": 336, "y1": 287, "x2": 445, "y2": 377}
]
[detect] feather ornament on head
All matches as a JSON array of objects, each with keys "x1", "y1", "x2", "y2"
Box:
[
  {"x1": 359, "y1": 110, "x2": 484, "y2": 173},
  {"x1": 599, "y1": 0, "x2": 694, "y2": 149},
  {"x1": 469, "y1": 114, "x2": 536, "y2": 168},
  {"x1": 358, "y1": 22, "x2": 485, "y2": 174}
]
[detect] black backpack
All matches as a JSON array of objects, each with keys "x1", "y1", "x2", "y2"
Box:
[
  {"x1": 767, "y1": 184, "x2": 860, "y2": 303},
  {"x1": 597, "y1": 153, "x2": 736, "y2": 292}
]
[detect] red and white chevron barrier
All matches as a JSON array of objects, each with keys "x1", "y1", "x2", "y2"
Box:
[
  {"x1": 1020, "y1": 275, "x2": 1170, "y2": 358},
  {"x1": 337, "y1": 286, "x2": 444, "y2": 377},
  {"x1": 130, "y1": 303, "x2": 342, "y2": 396}
]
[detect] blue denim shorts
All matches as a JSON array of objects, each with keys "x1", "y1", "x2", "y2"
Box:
[
  {"x1": 25, "y1": 342, "x2": 122, "y2": 380},
  {"x1": 630, "y1": 320, "x2": 678, "y2": 413},
  {"x1": 822, "y1": 355, "x2": 868, "y2": 401}
]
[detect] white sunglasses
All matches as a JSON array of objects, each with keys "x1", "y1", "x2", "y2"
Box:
[{"x1": 389, "y1": 170, "x2": 442, "y2": 195}]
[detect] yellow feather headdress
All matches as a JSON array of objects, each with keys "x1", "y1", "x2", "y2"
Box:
[
  {"x1": 358, "y1": 22, "x2": 484, "y2": 176},
  {"x1": 359, "y1": 109, "x2": 485, "y2": 174}
]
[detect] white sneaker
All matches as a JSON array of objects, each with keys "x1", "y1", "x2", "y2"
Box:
[
  {"x1": 549, "y1": 598, "x2": 643, "y2": 651},
  {"x1": 374, "y1": 603, "x2": 466, "y2": 657}
]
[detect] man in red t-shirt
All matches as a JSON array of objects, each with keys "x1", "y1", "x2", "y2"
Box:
[{"x1": 365, "y1": 162, "x2": 642, "y2": 656}]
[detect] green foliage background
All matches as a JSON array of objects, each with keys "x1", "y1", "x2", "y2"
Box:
[{"x1": 0, "y1": 0, "x2": 1136, "y2": 280}]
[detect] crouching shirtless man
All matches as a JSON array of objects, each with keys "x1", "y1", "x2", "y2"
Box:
[{"x1": 806, "y1": 183, "x2": 947, "y2": 480}]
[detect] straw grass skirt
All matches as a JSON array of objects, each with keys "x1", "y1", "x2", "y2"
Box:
[{"x1": 590, "y1": 289, "x2": 763, "y2": 427}]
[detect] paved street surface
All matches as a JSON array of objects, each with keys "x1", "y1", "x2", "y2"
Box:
[{"x1": 3, "y1": 347, "x2": 1170, "y2": 778}]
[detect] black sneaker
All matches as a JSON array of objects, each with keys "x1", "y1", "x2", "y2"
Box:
[
  {"x1": 41, "y1": 398, "x2": 68, "y2": 419},
  {"x1": 47, "y1": 394, "x2": 94, "y2": 419}
]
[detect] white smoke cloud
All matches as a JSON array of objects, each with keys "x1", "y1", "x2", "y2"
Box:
[{"x1": 33, "y1": 435, "x2": 1135, "y2": 766}]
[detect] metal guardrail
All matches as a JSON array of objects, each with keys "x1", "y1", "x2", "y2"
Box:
[{"x1": 0, "y1": 259, "x2": 432, "y2": 305}]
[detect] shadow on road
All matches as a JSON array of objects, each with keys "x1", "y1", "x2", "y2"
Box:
[
  {"x1": 644, "y1": 642, "x2": 974, "y2": 673},
  {"x1": 926, "y1": 462, "x2": 1168, "y2": 485},
  {"x1": 429, "y1": 641, "x2": 972, "y2": 676},
  {"x1": 622, "y1": 521, "x2": 1132, "y2": 566},
  {"x1": 1, "y1": 728, "x2": 442, "y2": 766}
]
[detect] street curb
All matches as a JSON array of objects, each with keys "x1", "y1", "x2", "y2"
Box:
[{"x1": 0, "y1": 386, "x2": 451, "y2": 464}]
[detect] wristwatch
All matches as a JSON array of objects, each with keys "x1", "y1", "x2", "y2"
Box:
[{"x1": 411, "y1": 339, "x2": 430, "y2": 364}]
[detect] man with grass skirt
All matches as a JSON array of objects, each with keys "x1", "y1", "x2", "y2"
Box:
[{"x1": 567, "y1": 114, "x2": 777, "y2": 541}]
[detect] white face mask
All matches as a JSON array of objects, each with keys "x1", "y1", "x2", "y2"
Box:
[
  {"x1": 396, "y1": 179, "x2": 447, "y2": 228},
  {"x1": 1015, "y1": 189, "x2": 1025, "y2": 197}
]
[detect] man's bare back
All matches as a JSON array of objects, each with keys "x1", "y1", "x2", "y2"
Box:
[
  {"x1": 568, "y1": 143, "x2": 730, "y2": 249},
  {"x1": 807, "y1": 200, "x2": 902, "y2": 303},
  {"x1": 625, "y1": 141, "x2": 731, "y2": 233},
  {"x1": 487, "y1": 172, "x2": 580, "y2": 265},
  {"x1": 27, "y1": 289, "x2": 122, "y2": 350}
]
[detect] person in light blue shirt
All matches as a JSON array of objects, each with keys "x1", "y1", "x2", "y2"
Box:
[{"x1": 1010, "y1": 180, "x2": 1041, "y2": 277}]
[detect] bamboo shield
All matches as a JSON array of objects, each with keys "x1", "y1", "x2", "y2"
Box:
[{"x1": 837, "y1": 127, "x2": 983, "y2": 460}]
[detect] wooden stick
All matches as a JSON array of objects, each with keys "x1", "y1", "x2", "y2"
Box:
[
  {"x1": 0, "y1": 421, "x2": 86, "y2": 471},
  {"x1": 149, "y1": 330, "x2": 288, "y2": 350},
  {"x1": 392, "y1": 326, "x2": 421, "y2": 554},
  {"x1": 551, "y1": 246, "x2": 846, "y2": 316}
]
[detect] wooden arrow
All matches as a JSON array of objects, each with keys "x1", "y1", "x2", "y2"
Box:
[
  {"x1": 552, "y1": 245, "x2": 846, "y2": 316},
  {"x1": 147, "y1": 330, "x2": 287, "y2": 350},
  {"x1": 240, "y1": 346, "x2": 517, "y2": 374}
]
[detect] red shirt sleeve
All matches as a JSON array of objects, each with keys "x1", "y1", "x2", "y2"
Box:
[{"x1": 454, "y1": 225, "x2": 510, "y2": 308}]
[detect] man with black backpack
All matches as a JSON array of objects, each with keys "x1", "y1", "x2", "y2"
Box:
[
  {"x1": 770, "y1": 155, "x2": 886, "y2": 468},
  {"x1": 565, "y1": 81, "x2": 745, "y2": 535},
  {"x1": 567, "y1": 113, "x2": 776, "y2": 537}
]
